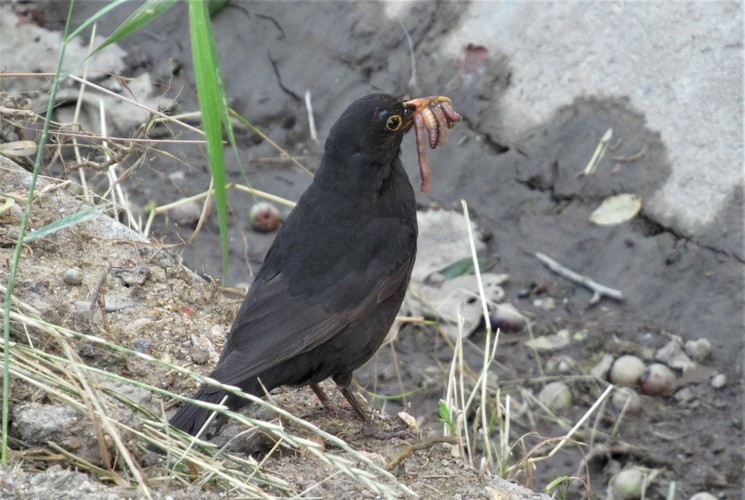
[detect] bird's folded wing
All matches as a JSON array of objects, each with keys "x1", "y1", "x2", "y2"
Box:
[{"x1": 205, "y1": 255, "x2": 413, "y2": 390}]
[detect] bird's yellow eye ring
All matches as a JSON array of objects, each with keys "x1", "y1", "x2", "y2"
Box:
[{"x1": 386, "y1": 114, "x2": 403, "y2": 131}]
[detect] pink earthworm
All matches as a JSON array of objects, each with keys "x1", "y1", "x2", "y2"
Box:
[
  {"x1": 419, "y1": 107, "x2": 439, "y2": 149},
  {"x1": 430, "y1": 104, "x2": 449, "y2": 147},
  {"x1": 412, "y1": 113, "x2": 431, "y2": 193},
  {"x1": 440, "y1": 100, "x2": 463, "y2": 127}
]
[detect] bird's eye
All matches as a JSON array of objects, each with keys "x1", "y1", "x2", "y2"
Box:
[{"x1": 385, "y1": 114, "x2": 403, "y2": 131}]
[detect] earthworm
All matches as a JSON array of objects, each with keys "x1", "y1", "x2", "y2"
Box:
[
  {"x1": 430, "y1": 104, "x2": 449, "y2": 147},
  {"x1": 419, "y1": 107, "x2": 439, "y2": 149},
  {"x1": 440, "y1": 100, "x2": 462, "y2": 125},
  {"x1": 412, "y1": 113, "x2": 431, "y2": 193}
]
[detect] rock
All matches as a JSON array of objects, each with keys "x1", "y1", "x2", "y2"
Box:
[
  {"x1": 249, "y1": 201, "x2": 282, "y2": 232},
  {"x1": 545, "y1": 354, "x2": 574, "y2": 374},
  {"x1": 589, "y1": 353, "x2": 614, "y2": 380},
  {"x1": 101, "y1": 379, "x2": 154, "y2": 413},
  {"x1": 685, "y1": 338, "x2": 712, "y2": 363},
  {"x1": 655, "y1": 339, "x2": 695, "y2": 372},
  {"x1": 612, "y1": 467, "x2": 644, "y2": 499},
  {"x1": 12, "y1": 403, "x2": 101, "y2": 465},
  {"x1": 688, "y1": 493, "x2": 718, "y2": 500},
  {"x1": 640, "y1": 363, "x2": 677, "y2": 395},
  {"x1": 489, "y1": 303, "x2": 528, "y2": 333},
  {"x1": 610, "y1": 355, "x2": 646, "y2": 386},
  {"x1": 132, "y1": 338, "x2": 150, "y2": 354},
  {"x1": 117, "y1": 266, "x2": 149, "y2": 287},
  {"x1": 611, "y1": 387, "x2": 642, "y2": 415},
  {"x1": 397, "y1": 411, "x2": 419, "y2": 432},
  {"x1": 168, "y1": 201, "x2": 202, "y2": 227},
  {"x1": 673, "y1": 386, "x2": 695, "y2": 403},
  {"x1": 533, "y1": 297, "x2": 556, "y2": 311},
  {"x1": 62, "y1": 267, "x2": 83, "y2": 285},
  {"x1": 710, "y1": 372, "x2": 726, "y2": 389},
  {"x1": 406, "y1": 272, "x2": 505, "y2": 341},
  {"x1": 190, "y1": 332, "x2": 217, "y2": 365},
  {"x1": 409, "y1": 210, "x2": 486, "y2": 283},
  {"x1": 524, "y1": 332, "x2": 571, "y2": 353},
  {"x1": 104, "y1": 298, "x2": 135, "y2": 312},
  {"x1": 538, "y1": 382, "x2": 572, "y2": 411}
]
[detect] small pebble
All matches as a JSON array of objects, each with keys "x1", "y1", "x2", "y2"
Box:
[
  {"x1": 534, "y1": 297, "x2": 556, "y2": 311},
  {"x1": 190, "y1": 333, "x2": 214, "y2": 365},
  {"x1": 612, "y1": 387, "x2": 642, "y2": 415},
  {"x1": 249, "y1": 202, "x2": 281, "y2": 232},
  {"x1": 73, "y1": 300, "x2": 90, "y2": 313},
  {"x1": 60, "y1": 437, "x2": 83, "y2": 450},
  {"x1": 685, "y1": 338, "x2": 711, "y2": 363},
  {"x1": 132, "y1": 339, "x2": 150, "y2": 354},
  {"x1": 170, "y1": 200, "x2": 202, "y2": 226},
  {"x1": 612, "y1": 467, "x2": 644, "y2": 499},
  {"x1": 426, "y1": 272, "x2": 446, "y2": 285},
  {"x1": 655, "y1": 339, "x2": 695, "y2": 372},
  {"x1": 489, "y1": 303, "x2": 528, "y2": 333},
  {"x1": 538, "y1": 381, "x2": 572, "y2": 411},
  {"x1": 689, "y1": 492, "x2": 718, "y2": 500},
  {"x1": 62, "y1": 267, "x2": 83, "y2": 286},
  {"x1": 397, "y1": 411, "x2": 419, "y2": 432},
  {"x1": 710, "y1": 373, "x2": 726, "y2": 389},
  {"x1": 104, "y1": 299, "x2": 133, "y2": 312},
  {"x1": 673, "y1": 387, "x2": 695, "y2": 403},
  {"x1": 610, "y1": 355, "x2": 646, "y2": 386},
  {"x1": 590, "y1": 353, "x2": 614, "y2": 380},
  {"x1": 640, "y1": 363, "x2": 676, "y2": 395}
]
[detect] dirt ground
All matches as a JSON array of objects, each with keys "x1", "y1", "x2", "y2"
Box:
[{"x1": 4, "y1": 1, "x2": 743, "y2": 498}]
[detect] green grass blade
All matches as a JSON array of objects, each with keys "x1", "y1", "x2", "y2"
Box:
[
  {"x1": 64, "y1": 0, "x2": 131, "y2": 44},
  {"x1": 24, "y1": 203, "x2": 113, "y2": 243},
  {"x1": 439, "y1": 256, "x2": 492, "y2": 280},
  {"x1": 90, "y1": 0, "x2": 178, "y2": 55},
  {"x1": 208, "y1": 0, "x2": 231, "y2": 15},
  {"x1": 188, "y1": 0, "x2": 230, "y2": 282},
  {"x1": 2, "y1": 0, "x2": 76, "y2": 468}
]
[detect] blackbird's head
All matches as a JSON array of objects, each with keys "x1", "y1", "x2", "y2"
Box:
[{"x1": 324, "y1": 94, "x2": 416, "y2": 167}]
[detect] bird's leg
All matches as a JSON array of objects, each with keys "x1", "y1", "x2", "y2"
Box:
[
  {"x1": 339, "y1": 387, "x2": 372, "y2": 425},
  {"x1": 310, "y1": 383, "x2": 335, "y2": 412},
  {"x1": 340, "y1": 387, "x2": 413, "y2": 440}
]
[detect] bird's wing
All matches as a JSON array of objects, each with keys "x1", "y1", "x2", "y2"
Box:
[{"x1": 205, "y1": 250, "x2": 414, "y2": 390}]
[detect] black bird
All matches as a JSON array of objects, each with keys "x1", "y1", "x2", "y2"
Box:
[{"x1": 168, "y1": 94, "x2": 432, "y2": 437}]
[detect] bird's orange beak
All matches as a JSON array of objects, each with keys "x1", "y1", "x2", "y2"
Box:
[{"x1": 403, "y1": 96, "x2": 453, "y2": 125}]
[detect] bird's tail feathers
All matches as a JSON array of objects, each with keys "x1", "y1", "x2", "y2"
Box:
[{"x1": 167, "y1": 389, "x2": 227, "y2": 437}]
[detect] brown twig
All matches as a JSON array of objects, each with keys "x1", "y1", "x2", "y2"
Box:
[
  {"x1": 611, "y1": 146, "x2": 646, "y2": 163},
  {"x1": 534, "y1": 252, "x2": 624, "y2": 305},
  {"x1": 385, "y1": 436, "x2": 458, "y2": 470}
]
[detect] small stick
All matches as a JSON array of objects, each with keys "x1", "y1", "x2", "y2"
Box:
[
  {"x1": 385, "y1": 436, "x2": 457, "y2": 470},
  {"x1": 534, "y1": 252, "x2": 624, "y2": 305},
  {"x1": 611, "y1": 146, "x2": 646, "y2": 163},
  {"x1": 304, "y1": 90, "x2": 318, "y2": 144},
  {"x1": 579, "y1": 128, "x2": 613, "y2": 177}
]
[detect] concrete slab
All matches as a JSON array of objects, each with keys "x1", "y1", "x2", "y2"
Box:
[{"x1": 387, "y1": 0, "x2": 743, "y2": 246}]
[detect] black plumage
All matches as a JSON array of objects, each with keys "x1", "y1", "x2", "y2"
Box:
[{"x1": 168, "y1": 94, "x2": 419, "y2": 436}]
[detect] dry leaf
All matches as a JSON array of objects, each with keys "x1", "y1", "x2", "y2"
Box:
[{"x1": 590, "y1": 193, "x2": 642, "y2": 225}]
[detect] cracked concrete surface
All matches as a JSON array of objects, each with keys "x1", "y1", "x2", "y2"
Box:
[{"x1": 386, "y1": 1, "x2": 744, "y2": 256}]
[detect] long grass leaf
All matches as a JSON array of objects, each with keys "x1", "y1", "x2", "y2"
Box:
[
  {"x1": 2, "y1": 0, "x2": 76, "y2": 468},
  {"x1": 64, "y1": 0, "x2": 130, "y2": 43},
  {"x1": 188, "y1": 0, "x2": 230, "y2": 282},
  {"x1": 91, "y1": 0, "x2": 178, "y2": 55}
]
